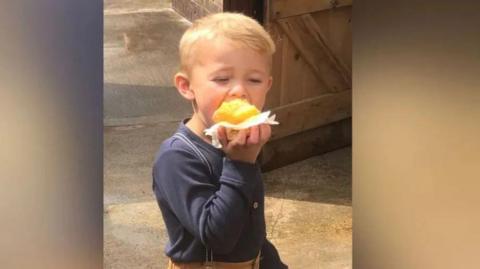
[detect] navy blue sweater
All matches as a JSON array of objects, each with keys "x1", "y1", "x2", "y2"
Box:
[{"x1": 152, "y1": 121, "x2": 287, "y2": 268}]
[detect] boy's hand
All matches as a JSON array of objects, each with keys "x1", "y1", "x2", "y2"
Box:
[{"x1": 218, "y1": 124, "x2": 271, "y2": 164}]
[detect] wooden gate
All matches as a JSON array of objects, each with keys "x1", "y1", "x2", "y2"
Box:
[
  {"x1": 172, "y1": 0, "x2": 352, "y2": 170},
  {"x1": 260, "y1": 0, "x2": 352, "y2": 169}
]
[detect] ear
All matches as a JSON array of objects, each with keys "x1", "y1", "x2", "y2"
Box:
[
  {"x1": 266, "y1": 76, "x2": 273, "y2": 92},
  {"x1": 174, "y1": 72, "x2": 195, "y2": 101}
]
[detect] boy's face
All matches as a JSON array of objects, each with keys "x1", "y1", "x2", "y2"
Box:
[{"x1": 184, "y1": 37, "x2": 272, "y2": 128}]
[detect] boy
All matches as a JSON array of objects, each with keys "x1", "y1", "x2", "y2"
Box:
[{"x1": 152, "y1": 12, "x2": 288, "y2": 269}]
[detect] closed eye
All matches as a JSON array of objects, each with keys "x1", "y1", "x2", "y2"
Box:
[
  {"x1": 213, "y1": 77, "x2": 230, "y2": 83},
  {"x1": 249, "y1": 79, "x2": 262, "y2": 83}
]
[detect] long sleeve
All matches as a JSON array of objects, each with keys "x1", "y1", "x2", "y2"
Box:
[{"x1": 153, "y1": 147, "x2": 261, "y2": 254}]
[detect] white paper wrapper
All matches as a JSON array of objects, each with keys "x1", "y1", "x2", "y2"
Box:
[{"x1": 204, "y1": 111, "x2": 279, "y2": 148}]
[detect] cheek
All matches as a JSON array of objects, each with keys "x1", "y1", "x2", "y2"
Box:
[
  {"x1": 197, "y1": 91, "x2": 225, "y2": 119},
  {"x1": 249, "y1": 90, "x2": 268, "y2": 110},
  {"x1": 255, "y1": 98, "x2": 266, "y2": 110}
]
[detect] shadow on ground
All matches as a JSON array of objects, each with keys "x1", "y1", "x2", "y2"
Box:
[
  {"x1": 104, "y1": 83, "x2": 191, "y2": 125},
  {"x1": 263, "y1": 148, "x2": 352, "y2": 206}
]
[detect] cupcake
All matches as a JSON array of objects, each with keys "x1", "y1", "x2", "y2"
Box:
[{"x1": 212, "y1": 99, "x2": 260, "y2": 140}]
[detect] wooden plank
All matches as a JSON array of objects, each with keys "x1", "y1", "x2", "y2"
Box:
[
  {"x1": 261, "y1": 118, "x2": 351, "y2": 171},
  {"x1": 278, "y1": 35, "x2": 289, "y2": 105},
  {"x1": 302, "y1": 60, "x2": 326, "y2": 99},
  {"x1": 271, "y1": 0, "x2": 352, "y2": 19},
  {"x1": 270, "y1": 90, "x2": 352, "y2": 140},
  {"x1": 301, "y1": 14, "x2": 351, "y2": 86},
  {"x1": 264, "y1": 25, "x2": 284, "y2": 109},
  {"x1": 281, "y1": 35, "x2": 309, "y2": 104},
  {"x1": 311, "y1": 6, "x2": 352, "y2": 72},
  {"x1": 277, "y1": 17, "x2": 349, "y2": 93}
]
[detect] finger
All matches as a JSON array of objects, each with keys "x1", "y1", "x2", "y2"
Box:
[
  {"x1": 230, "y1": 129, "x2": 247, "y2": 148},
  {"x1": 217, "y1": 127, "x2": 228, "y2": 148},
  {"x1": 259, "y1": 124, "x2": 272, "y2": 143},
  {"x1": 247, "y1": 125, "x2": 259, "y2": 145}
]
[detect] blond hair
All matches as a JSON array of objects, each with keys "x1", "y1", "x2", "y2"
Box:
[{"x1": 178, "y1": 12, "x2": 276, "y2": 74}]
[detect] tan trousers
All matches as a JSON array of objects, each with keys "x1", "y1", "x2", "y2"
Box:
[{"x1": 167, "y1": 253, "x2": 260, "y2": 269}]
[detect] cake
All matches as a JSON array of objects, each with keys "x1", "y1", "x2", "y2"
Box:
[{"x1": 212, "y1": 99, "x2": 261, "y2": 140}]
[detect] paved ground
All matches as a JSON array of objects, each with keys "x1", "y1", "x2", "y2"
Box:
[
  {"x1": 104, "y1": 0, "x2": 191, "y2": 126},
  {"x1": 104, "y1": 122, "x2": 352, "y2": 269},
  {"x1": 104, "y1": 1, "x2": 352, "y2": 268}
]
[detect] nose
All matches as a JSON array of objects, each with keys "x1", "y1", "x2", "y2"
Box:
[{"x1": 228, "y1": 82, "x2": 247, "y2": 99}]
